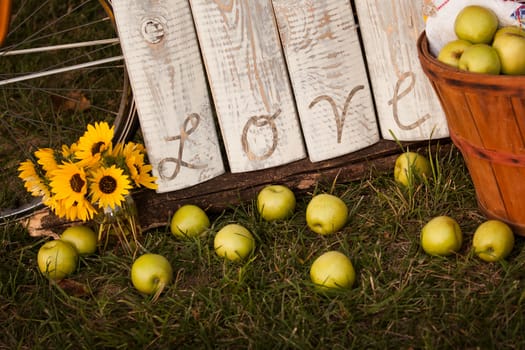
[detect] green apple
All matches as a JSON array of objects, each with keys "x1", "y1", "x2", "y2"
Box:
[
  {"x1": 420, "y1": 216, "x2": 463, "y2": 256},
  {"x1": 60, "y1": 225, "x2": 98, "y2": 255},
  {"x1": 214, "y1": 224, "x2": 255, "y2": 262},
  {"x1": 454, "y1": 5, "x2": 498, "y2": 44},
  {"x1": 131, "y1": 253, "x2": 173, "y2": 296},
  {"x1": 257, "y1": 184, "x2": 296, "y2": 221},
  {"x1": 37, "y1": 239, "x2": 79, "y2": 280},
  {"x1": 394, "y1": 151, "x2": 432, "y2": 187},
  {"x1": 437, "y1": 39, "x2": 473, "y2": 68},
  {"x1": 472, "y1": 220, "x2": 514, "y2": 262},
  {"x1": 310, "y1": 251, "x2": 356, "y2": 291},
  {"x1": 492, "y1": 26, "x2": 525, "y2": 75},
  {"x1": 305, "y1": 194, "x2": 348, "y2": 235},
  {"x1": 170, "y1": 204, "x2": 210, "y2": 238},
  {"x1": 458, "y1": 44, "x2": 501, "y2": 74}
]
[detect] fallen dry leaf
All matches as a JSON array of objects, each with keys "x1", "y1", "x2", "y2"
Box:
[
  {"x1": 57, "y1": 279, "x2": 90, "y2": 297},
  {"x1": 51, "y1": 91, "x2": 91, "y2": 112},
  {"x1": 24, "y1": 208, "x2": 78, "y2": 237}
]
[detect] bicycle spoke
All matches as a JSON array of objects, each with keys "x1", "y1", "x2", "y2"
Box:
[
  {"x1": 0, "y1": 0, "x2": 137, "y2": 221},
  {"x1": 0, "y1": 38, "x2": 119, "y2": 55},
  {"x1": 0, "y1": 56, "x2": 124, "y2": 86},
  {"x1": 7, "y1": 0, "x2": 94, "y2": 48}
]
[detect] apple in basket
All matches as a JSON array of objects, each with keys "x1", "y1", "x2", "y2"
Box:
[
  {"x1": 454, "y1": 5, "x2": 498, "y2": 44},
  {"x1": 437, "y1": 39, "x2": 472, "y2": 68},
  {"x1": 492, "y1": 26, "x2": 525, "y2": 75},
  {"x1": 458, "y1": 44, "x2": 501, "y2": 75}
]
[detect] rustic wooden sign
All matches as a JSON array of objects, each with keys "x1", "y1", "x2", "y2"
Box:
[
  {"x1": 272, "y1": 0, "x2": 379, "y2": 162},
  {"x1": 354, "y1": 0, "x2": 449, "y2": 141},
  {"x1": 189, "y1": 0, "x2": 307, "y2": 173},
  {"x1": 112, "y1": 0, "x2": 225, "y2": 193}
]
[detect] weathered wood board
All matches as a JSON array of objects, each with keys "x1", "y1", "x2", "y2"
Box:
[
  {"x1": 112, "y1": 0, "x2": 225, "y2": 193},
  {"x1": 272, "y1": 0, "x2": 379, "y2": 162},
  {"x1": 189, "y1": 0, "x2": 307, "y2": 173},
  {"x1": 354, "y1": 0, "x2": 449, "y2": 141}
]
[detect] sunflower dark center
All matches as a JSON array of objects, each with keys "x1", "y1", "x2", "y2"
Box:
[
  {"x1": 99, "y1": 175, "x2": 117, "y2": 194},
  {"x1": 70, "y1": 174, "x2": 85, "y2": 193},
  {"x1": 91, "y1": 141, "x2": 105, "y2": 155}
]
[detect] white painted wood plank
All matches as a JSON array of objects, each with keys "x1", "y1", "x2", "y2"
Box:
[
  {"x1": 113, "y1": 0, "x2": 225, "y2": 193},
  {"x1": 273, "y1": 0, "x2": 379, "y2": 162},
  {"x1": 354, "y1": 0, "x2": 449, "y2": 141},
  {"x1": 189, "y1": 0, "x2": 306, "y2": 173}
]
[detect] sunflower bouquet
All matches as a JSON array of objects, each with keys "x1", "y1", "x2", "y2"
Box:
[{"x1": 18, "y1": 121, "x2": 157, "y2": 253}]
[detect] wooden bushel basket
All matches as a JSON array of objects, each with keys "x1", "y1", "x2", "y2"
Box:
[{"x1": 417, "y1": 31, "x2": 525, "y2": 236}]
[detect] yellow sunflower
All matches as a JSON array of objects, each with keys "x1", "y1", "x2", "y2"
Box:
[
  {"x1": 122, "y1": 141, "x2": 145, "y2": 158},
  {"x1": 127, "y1": 154, "x2": 158, "y2": 190},
  {"x1": 35, "y1": 148, "x2": 60, "y2": 173},
  {"x1": 50, "y1": 196, "x2": 97, "y2": 222},
  {"x1": 61, "y1": 142, "x2": 79, "y2": 160},
  {"x1": 49, "y1": 162, "x2": 88, "y2": 208},
  {"x1": 75, "y1": 121, "x2": 114, "y2": 166},
  {"x1": 18, "y1": 160, "x2": 51, "y2": 200},
  {"x1": 104, "y1": 142, "x2": 129, "y2": 171},
  {"x1": 89, "y1": 165, "x2": 132, "y2": 210},
  {"x1": 110, "y1": 142, "x2": 124, "y2": 158},
  {"x1": 116, "y1": 141, "x2": 157, "y2": 189}
]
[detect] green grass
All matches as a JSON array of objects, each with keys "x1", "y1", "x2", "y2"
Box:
[
  {"x1": 2, "y1": 145, "x2": 525, "y2": 349},
  {"x1": 2, "y1": 1, "x2": 525, "y2": 348}
]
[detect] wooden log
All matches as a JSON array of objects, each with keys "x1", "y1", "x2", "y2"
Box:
[
  {"x1": 134, "y1": 139, "x2": 450, "y2": 230},
  {"x1": 272, "y1": 0, "x2": 379, "y2": 162},
  {"x1": 24, "y1": 139, "x2": 451, "y2": 235},
  {"x1": 112, "y1": 0, "x2": 225, "y2": 193},
  {"x1": 354, "y1": 0, "x2": 448, "y2": 141}
]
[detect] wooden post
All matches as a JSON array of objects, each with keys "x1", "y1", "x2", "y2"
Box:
[
  {"x1": 189, "y1": 0, "x2": 307, "y2": 173},
  {"x1": 354, "y1": 0, "x2": 448, "y2": 141},
  {"x1": 272, "y1": 0, "x2": 379, "y2": 162},
  {"x1": 112, "y1": 0, "x2": 225, "y2": 193}
]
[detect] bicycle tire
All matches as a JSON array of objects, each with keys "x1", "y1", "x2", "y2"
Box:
[{"x1": 0, "y1": 0, "x2": 137, "y2": 223}]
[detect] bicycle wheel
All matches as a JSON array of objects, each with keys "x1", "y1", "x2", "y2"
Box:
[{"x1": 0, "y1": 0, "x2": 137, "y2": 222}]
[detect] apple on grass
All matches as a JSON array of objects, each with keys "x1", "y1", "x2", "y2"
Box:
[
  {"x1": 420, "y1": 216, "x2": 463, "y2": 256},
  {"x1": 458, "y1": 44, "x2": 501, "y2": 75},
  {"x1": 61, "y1": 225, "x2": 98, "y2": 255},
  {"x1": 437, "y1": 39, "x2": 472, "y2": 68},
  {"x1": 454, "y1": 5, "x2": 498, "y2": 44},
  {"x1": 37, "y1": 239, "x2": 79, "y2": 281},
  {"x1": 257, "y1": 184, "x2": 296, "y2": 221},
  {"x1": 310, "y1": 251, "x2": 356, "y2": 292},
  {"x1": 394, "y1": 151, "x2": 432, "y2": 187},
  {"x1": 214, "y1": 224, "x2": 255, "y2": 262},
  {"x1": 472, "y1": 220, "x2": 514, "y2": 262},
  {"x1": 170, "y1": 204, "x2": 210, "y2": 238},
  {"x1": 131, "y1": 253, "x2": 173, "y2": 298},
  {"x1": 306, "y1": 194, "x2": 348, "y2": 235},
  {"x1": 492, "y1": 26, "x2": 525, "y2": 75}
]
